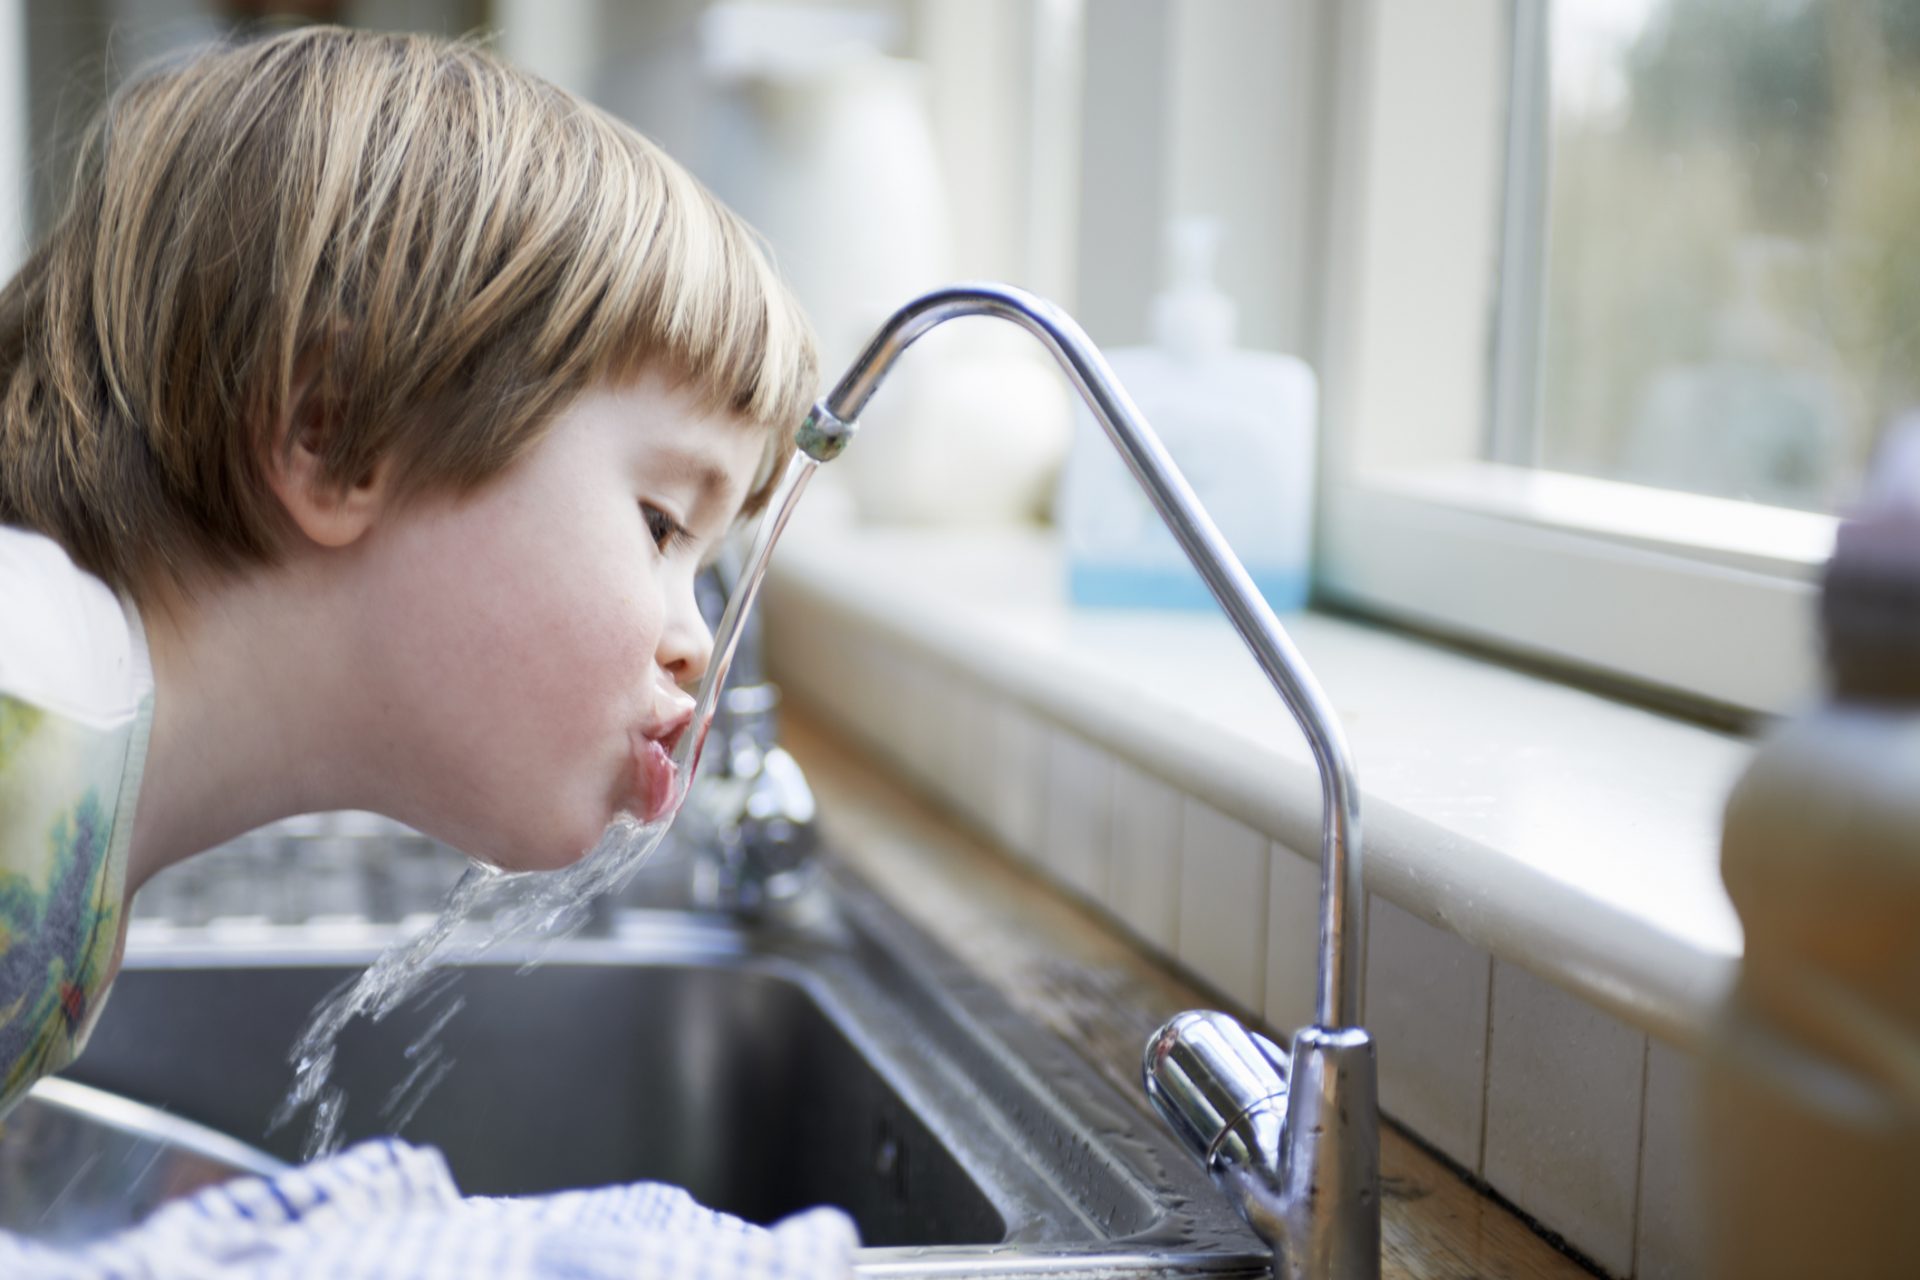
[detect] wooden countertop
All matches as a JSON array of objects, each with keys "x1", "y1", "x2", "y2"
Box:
[{"x1": 785, "y1": 704, "x2": 1597, "y2": 1280}]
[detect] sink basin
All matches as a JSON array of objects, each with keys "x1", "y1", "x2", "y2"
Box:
[
  {"x1": 61, "y1": 949, "x2": 998, "y2": 1245},
  {"x1": 4, "y1": 867, "x2": 1266, "y2": 1275}
]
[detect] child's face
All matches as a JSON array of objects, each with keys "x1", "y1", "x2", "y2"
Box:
[{"x1": 353, "y1": 370, "x2": 768, "y2": 871}]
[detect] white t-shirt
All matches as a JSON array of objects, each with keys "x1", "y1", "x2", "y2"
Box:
[{"x1": 0, "y1": 526, "x2": 153, "y2": 1118}]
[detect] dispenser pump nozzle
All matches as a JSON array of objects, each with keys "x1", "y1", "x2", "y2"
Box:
[{"x1": 1151, "y1": 217, "x2": 1237, "y2": 360}]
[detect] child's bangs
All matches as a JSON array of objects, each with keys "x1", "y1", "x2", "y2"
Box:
[{"x1": 567, "y1": 128, "x2": 818, "y2": 514}]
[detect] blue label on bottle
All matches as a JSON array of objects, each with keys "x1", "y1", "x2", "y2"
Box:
[{"x1": 1067, "y1": 563, "x2": 1310, "y2": 613}]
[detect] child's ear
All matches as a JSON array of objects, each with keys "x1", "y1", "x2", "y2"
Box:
[{"x1": 263, "y1": 395, "x2": 392, "y2": 550}]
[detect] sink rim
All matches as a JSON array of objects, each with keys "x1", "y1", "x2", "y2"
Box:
[{"x1": 19, "y1": 1077, "x2": 290, "y2": 1180}]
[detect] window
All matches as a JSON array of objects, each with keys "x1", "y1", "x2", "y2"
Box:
[
  {"x1": 1524, "y1": 0, "x2": 1919, "y2": 513},
  {"x1": 1313, "y1": 0, "x2": 1915, "y2": 716}
]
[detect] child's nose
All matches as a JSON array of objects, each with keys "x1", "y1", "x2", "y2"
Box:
[{"x1": 658, "y1": 584, "x2": 714, "y2": 688}]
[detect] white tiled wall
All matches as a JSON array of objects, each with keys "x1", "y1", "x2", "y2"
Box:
[
  {"x1": 1106, "y1": 758, "x2": 1182, "y2": 952},
  {"x1": 1484, "y1": 960, "x2": 1648, "y2": 1278},
  {"x1": 1175, "y1": 801, "x2": 1269, "y2": 1014},
  {"x1": 1364, "y1": 895, "x2": 1491, "y2": 1174},
  {"x1": 985, "y1": 700, "x2": 1050, "y2": 865},
  {"x1": 935, "y1": 666, "x2": 996, "y2": 838},
  {"x1": 1262, "y1": 841, "x2": 1321, "y2": 1039},
  {"x1": 897, "y1": 655, "x2": 945, "y2": 794},
  {"x1": 770, "y1": 635, "x2": 1712, "y2": 1279},
  {"x1": 1635, "y1": 1037, "x2": 1706, "y2": 1280},
  {"x1": 1043, "y1": 727, "x2": 1113, "y2": 903}
]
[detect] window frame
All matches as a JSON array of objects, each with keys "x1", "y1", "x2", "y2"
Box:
[{"x1": 1311, "y1": 0, "x2": 1831, "y2": 718}]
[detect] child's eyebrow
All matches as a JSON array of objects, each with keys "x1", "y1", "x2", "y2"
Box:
[{"x1": 650, "y1": 446, "x2": 732, "y2": 503}]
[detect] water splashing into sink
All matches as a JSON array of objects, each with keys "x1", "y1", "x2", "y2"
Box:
[{"x1": 272, "y1": 454, "x2": 821, "y2": 1158}]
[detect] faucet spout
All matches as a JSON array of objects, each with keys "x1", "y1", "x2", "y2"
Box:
[{"x1": 799, "y1": 282, "x2": 1365, "y2": 1029}]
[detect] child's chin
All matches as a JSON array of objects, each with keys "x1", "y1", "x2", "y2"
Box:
[{"x1": 483, "y1": 823, "x2": 601, "y2": 874}]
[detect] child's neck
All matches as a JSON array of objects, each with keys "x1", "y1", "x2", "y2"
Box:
[{"x1": 128, "y1": 556, "x2": 385, "y2": 895}]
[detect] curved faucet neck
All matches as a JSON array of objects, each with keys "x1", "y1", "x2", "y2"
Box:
[{"x1": 799, "y1": 281, "x2": 1366, "y2": 1028}]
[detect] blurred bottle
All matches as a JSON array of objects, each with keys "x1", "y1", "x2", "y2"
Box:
[
  {"x1": 1056, "y1": 218, "x2": 1317, "y2": 610},
  {"x1": 1703, "y1": 416, "x2": 1920, "y2": 1277}
]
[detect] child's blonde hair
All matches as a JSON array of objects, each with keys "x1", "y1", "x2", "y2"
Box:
[{"x1": 0, "y1": 25, "x2": 815, "y2": 604}]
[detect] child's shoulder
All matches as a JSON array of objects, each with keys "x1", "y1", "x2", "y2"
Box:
[{"x1": 0, "y1": 526, "x2": 146, "y2": 729}]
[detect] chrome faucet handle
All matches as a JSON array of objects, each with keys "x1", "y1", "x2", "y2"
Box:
[
  {"x1": 1146, "y1": 1011, "x2": 1380, "y2": 1280},
  {"x1": 1144, "y1": 1010, "x2": 1288, "y2": 1162}
]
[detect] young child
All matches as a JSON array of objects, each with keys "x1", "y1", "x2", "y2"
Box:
[{"x1": 0, "y1": 25, "x2": 817, "y2": 1121}]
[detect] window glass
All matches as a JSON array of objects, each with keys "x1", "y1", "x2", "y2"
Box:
[{"x1": 1535, "y1": 0, "x2": 1920, "y2": 512}]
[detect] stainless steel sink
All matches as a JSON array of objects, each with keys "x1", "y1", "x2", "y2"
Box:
[{"x1": 6, "y1": 865, "x2": 1267, "y2": 1276}]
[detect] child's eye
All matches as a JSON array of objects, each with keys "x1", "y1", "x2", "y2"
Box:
[{"x1": 641, "y1": 502, "x2": 693, "y2": 554}]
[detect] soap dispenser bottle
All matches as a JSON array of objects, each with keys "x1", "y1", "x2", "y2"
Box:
[
  {"x1": 1702, "y1": 422, "x2": 1920, "y2": 1278},
  {"x1": 1056, "y1": 218, "x2": 1318, "y2": 610}
]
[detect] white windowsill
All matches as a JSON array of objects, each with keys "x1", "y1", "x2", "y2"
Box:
[
  {"x1": 1368, "y1": 462, "x2": 1836, "y2": 575},
  {"x1": 763, "y1": 521, "x2": 1748, "y2": 1051}
]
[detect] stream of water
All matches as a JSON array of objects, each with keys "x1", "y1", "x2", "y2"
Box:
[{"x1": 270, "y1": 453, "x2": 821, "y2": 1159}]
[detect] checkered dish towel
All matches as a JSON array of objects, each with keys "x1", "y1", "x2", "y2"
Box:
[{"x1": 0, "y1": 1138, "x2": 860, "y2": 1280}]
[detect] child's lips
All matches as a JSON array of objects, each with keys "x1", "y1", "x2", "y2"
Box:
[
  {"x1": 634, "y1": 736, "x2": 678, "y2": 824},
  {"x1": 630, "y1": 702, "x2": 693, "y2": 824}
]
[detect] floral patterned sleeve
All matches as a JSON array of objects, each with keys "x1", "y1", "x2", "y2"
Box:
[{"x1": 0, "y1": 531, "x2": 152, "y2": 1123}]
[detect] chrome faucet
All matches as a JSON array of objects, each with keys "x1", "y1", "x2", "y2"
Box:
[{"x1": 796, "y1": 282, "x2": 1378, "y2": 1279}]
